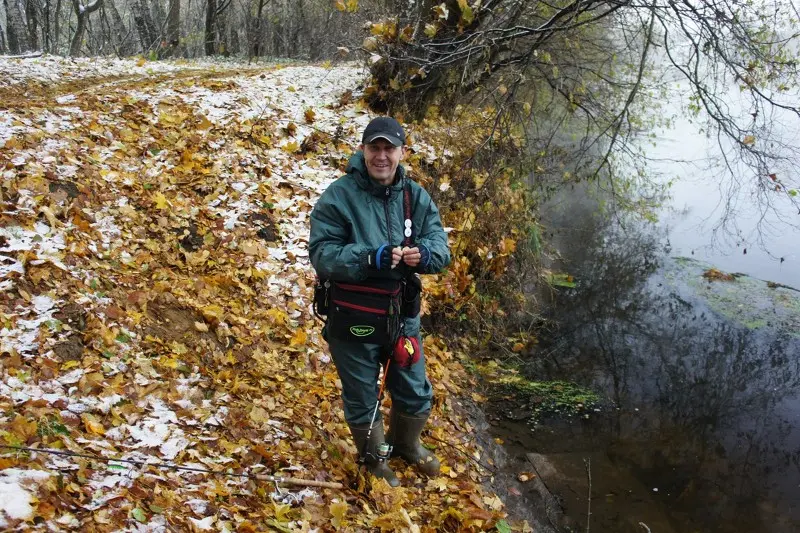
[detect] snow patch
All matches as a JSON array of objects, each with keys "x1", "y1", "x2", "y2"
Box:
[{"x1": 0, "y1": 468, "x2": 52, "y2": 526}]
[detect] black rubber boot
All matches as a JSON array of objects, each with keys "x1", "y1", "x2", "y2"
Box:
[
  {"x1": 387, "y1": 409, "x2": 440, "y2": 477},
  {"x1": 348, "y1": 420, "x2": 400, "y2": 487}
]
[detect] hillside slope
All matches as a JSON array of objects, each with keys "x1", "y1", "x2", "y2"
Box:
[{"x1": 0, "y1": 57, "x2": 512, "y2": 532}]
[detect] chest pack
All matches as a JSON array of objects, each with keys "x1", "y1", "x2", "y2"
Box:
[{"x1": 313, "y1": 179, "x2": 421, "y2": 346}]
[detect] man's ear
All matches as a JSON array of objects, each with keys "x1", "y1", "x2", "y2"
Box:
[
  {"x1": 358, "y1": 143, "x2": 364, "y2": 151},
  {"x1": 399, "y1": 146, "x2": 407, "y2": 159}
]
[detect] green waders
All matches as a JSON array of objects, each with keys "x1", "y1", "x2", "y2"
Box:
[{"x1": 328, "y1": 334, "x2": 438, "y2": 482}]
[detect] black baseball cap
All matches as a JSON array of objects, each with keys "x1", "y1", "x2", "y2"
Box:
[{"x1": 362, "y1": 116, "x2": 406, "y2": 146}]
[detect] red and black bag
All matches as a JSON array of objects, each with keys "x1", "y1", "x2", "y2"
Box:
[{"x1": 327, "y1": 278, "x2": 403, "y2": 344}]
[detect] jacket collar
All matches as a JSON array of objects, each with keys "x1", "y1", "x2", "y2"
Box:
[{"x1": 347, "y1": 151, "x2": 406, "y2": 198}]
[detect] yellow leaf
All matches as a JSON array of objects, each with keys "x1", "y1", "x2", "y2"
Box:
[
  {"x1": 483, "y1": 494, "x2": 504, "y2": 511},
  {"x1": 200, "y1": 304, "x2": 225, "y2": 323},
  {"x1": 743, "y1": 135, "x2": 756, "y2": 146},
  {"x1": 136, "y1": 57, "x2": 146, "y2": 67},
  {"x1": 82, "y1": 414, "x2": 106, "y2": 435},
  {"x1": 345, "y1": 0, "x2": 358, "y2": 12},
  {"x1": 330, "y1": 501, "x2": 348, "y2": 529},
  {"x1": 194, "y1": 321, "x2": 209, "y2": 332},
  {"x1": 426, "y1": 477, "x2": 449, "y2": 492},
  {"x1": 153, "y1": 192, "x2": 169, "y2": 210},
  {"x1": 61, "y1": 360, "x2": 81, "y2": 371},
  {"x1": 282, "y1": 141, "x2": 300, "y2": 153},
  {"x1": 371, "y1": 22, "x2": 386, "y2": 36},
  {"x1": 424, "y1": 23, "x2": 438, "y2": 38},
  {"x1": 266, "y1": 308, "x2": 288, "y2": 325},
  {"x1": 249, "y1": 406, "x2": 270, "y2": 425},
  {"x1": 304, "y1": 108, "x2": 316, "y2": 123},
  {"x1": 290, "y1": 329, "x2": 307, "y2": 347},
  {"x1": 180, "y1": 150, "x2": 194, "y2": 166},
  {"x1": 334, "y1": 0, "x2": 346, "y2": 11},
  {"x1": 196, "y1": 115, "x2": 213, "y2": 130},
  {"x1": 512, "y1": 342, "x2": 525, "y2": 352}
]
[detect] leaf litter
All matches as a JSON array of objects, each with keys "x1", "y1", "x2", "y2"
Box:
[{"x1": 0, "y1": 57, "x2": 515, "y2": 531}]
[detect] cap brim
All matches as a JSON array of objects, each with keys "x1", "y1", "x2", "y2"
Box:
[{"x1": 364, "y1": 134, "x2": 403, "y2": 147}]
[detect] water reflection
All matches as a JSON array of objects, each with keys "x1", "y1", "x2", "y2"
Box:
[{"x1": 530, "y1": 193, "x2": 800, "y2": 532}]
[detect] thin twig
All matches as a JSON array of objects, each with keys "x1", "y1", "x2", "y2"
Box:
[{"x1": 0, "y1": 444, "x2": 343, "y2": 489}]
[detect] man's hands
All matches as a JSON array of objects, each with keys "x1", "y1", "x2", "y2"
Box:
[
  {"x1": 401, "y1": 246, "x2": 421, "y2": 267},
  {"x1": 370, "y1": 244, "x2": 429, "y2": 270},
  {"x1": 370, "y1": 245, "x2": 404, "y2": 270},
  {"x1": 401, "y1": 245, "x2": 430, "y2": 269}
]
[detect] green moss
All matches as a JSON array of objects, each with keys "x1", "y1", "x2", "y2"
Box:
[{"x1": 469, "y1": 358, "x2": 600, "y2": 417}]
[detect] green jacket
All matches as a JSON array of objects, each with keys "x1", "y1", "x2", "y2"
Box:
[{"x1": 310, "y1": 152, "x2": 450, "y2": 333}]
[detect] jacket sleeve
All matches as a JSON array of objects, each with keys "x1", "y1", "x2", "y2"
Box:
[
  {"x1": 309, "y1": 187, "x2": 371, "y2": 281},
  {"x1": 415, "y1": 189, "x2": 451, "y2": 274}
]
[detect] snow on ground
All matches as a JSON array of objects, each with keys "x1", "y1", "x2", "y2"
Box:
[
  {"x1": 0, "y1": 55, "x2": 270, "y2": 88},
  {"x1": 0, "y1": 468, "x2": 52, "y2": 528},
  {"x1": 0, "y1": 59, "x2": 371, "y2": 528}
]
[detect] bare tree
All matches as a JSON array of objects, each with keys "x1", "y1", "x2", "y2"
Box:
[
  {"x1": 165, "y1": 0, "x2": 179, "y2": 54},
  {"x1": 361, "y1": 0, "x2": 800, "y2": 236},
  {"x1": 69, "y1": 0, "x2": 102, "y2": 55},
  {"x1": 130, "y1": 0, "x2": 157, "y2": 52},
  {"x1": 4, "y1": 0, "x2": 32, "y2": 52},
  {"x1": 103, "y1": 0, "x2": 136, "y2": 55},
  {"x1": 205, "y1": 0, "x2": 231, "y2": 55}
]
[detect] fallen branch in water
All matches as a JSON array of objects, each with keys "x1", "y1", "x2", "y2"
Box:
[{"x1": 584, "y1": 457, "x2": 592, "y2": 533}]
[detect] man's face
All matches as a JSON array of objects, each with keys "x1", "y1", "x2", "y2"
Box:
[{"x1": 360, "y1": 139, "x2": 405, "y2": 185}]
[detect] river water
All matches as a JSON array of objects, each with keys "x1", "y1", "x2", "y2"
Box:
[{"x1": 487, "y1": 83, "x2": 800, "y2": 532}]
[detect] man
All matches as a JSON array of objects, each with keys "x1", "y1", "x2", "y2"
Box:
[{"x1": 309, "y1": 117, "x2": 451, "y2": 486}]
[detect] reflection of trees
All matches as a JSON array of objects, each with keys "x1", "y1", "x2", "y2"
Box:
[{"x1": 534, "y1": 200, "x2": 800, "y2": 532}]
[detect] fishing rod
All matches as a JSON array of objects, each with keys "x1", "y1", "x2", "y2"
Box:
[
  {"x1": 0, "y1": 444, "x2": 343, "y2": 490},
  {"x1": 360, "y1": 357, "x2": 392, "y2": 465}
]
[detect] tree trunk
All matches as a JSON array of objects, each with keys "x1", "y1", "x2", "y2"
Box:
[
  {"x1": 228, "y1": 20, "x2": 238, "y2": 55},
  {"x1": 26, "y1": 0, "x2": 41, "y2": 50},
  {"x1": 4, "y1": 0, "x2": 32, "y2": 53},
  {"x1": 150, "y1": 0, "x2": 165, "y2": 44},
  {"x1": 104, "y1": 0, "x2": 135, "y2": 55},
  {"x1": 130, "y1": 0, "x2": 157, "y2": 52},
  {"x1": 165, "y1": 0, "x2": 180, "y2": 54},
  {"x1": 248, "y1": 0, "x2": 265, "y2": 59},
  {"x1": 204, "y1": 0, "x2": 216, "y2": 55},
  {"x1": 69, "y1": 0, "x2": 102, "y2": 56},
  {"x1": 217, "y1": 3, "x2": 227, "y2": 56},
  {"x1": 42, "y1": 0, "x2": 50, "y2": 52},
  {"x1": 0, "y1": 21, "x2": 7, "y2": 53},
  {"x1": 53, "y1": 0, "x2": 61, "y2": 53}
]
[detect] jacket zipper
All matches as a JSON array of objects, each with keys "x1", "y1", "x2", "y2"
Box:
[{"x1": 383, "y1": 187, "x2": 392, "y2": 244}]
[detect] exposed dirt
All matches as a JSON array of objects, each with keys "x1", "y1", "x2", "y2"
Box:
[
  {"x1": 143, "y1": 292, "x2": 223, "y2": 350},
  {"x1": 52, "y1": 335, "x2": 84, "y2": 362}
]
